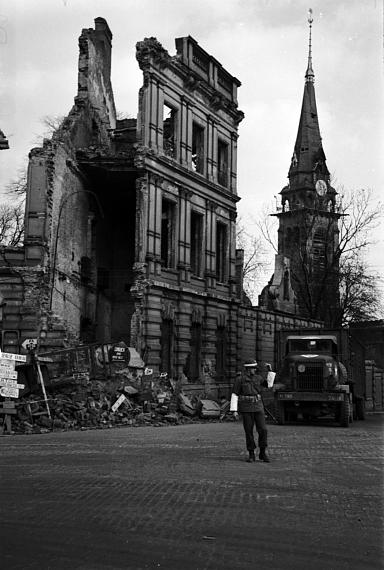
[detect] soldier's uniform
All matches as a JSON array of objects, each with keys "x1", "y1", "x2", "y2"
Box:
[{"x1": 230, "y1": 360, "x2": 270, "y2": 462}]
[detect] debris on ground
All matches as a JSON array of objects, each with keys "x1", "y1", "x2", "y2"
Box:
[{"x1": 3, "y1": 373, "x2": 236, "y2": 435}]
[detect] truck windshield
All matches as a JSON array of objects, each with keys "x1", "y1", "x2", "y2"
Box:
[{"x1": 288, "y1": 339, "x2": 334, "y2": 353}]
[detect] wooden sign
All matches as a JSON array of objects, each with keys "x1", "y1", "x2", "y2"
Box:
[
  {"x1": 0, "y1": 351, "x2": 27, "y2": 363},
  {"x1": 0, "y1": 370, "x2": 18, "y2": 380},
  {"x1": 0, "y1": 379, "x2": 24, "y2": 388},
  {"x1": 0, "y1": 386, "x2": 19, "y2": 398}
]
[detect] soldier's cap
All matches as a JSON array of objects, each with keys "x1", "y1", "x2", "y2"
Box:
[{"x1": 243, "y1": 359, "x2": 258, "y2": 368}]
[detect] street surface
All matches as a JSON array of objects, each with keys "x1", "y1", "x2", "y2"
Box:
[{"x1": 1, "y1": 414, "x2": 383, "y2": 570}]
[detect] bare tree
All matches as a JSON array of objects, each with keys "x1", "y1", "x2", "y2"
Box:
[
  {"x1": 337, "y1": 253, "x2": 384, "y2": 325},
  {"x1": 0, "y1": 203, "x2": 24, "y2": 246},
  {"x1": 255, "y1": 188, "x2": 383, "y2": 326},
  {"x1": 236, "y1": 218, "x2": 271, "y2": 304},
  {"x1": 4, "y1": 166, "x2": 28, "y2": 196}
]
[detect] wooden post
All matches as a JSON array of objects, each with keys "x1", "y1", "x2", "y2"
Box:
[{"x1": 36, "y1": 361, "x2": 51, "y2": 420}]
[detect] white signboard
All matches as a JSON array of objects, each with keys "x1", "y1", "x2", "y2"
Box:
[
  {"x1": 0, "y1": 379, "x2": 24, "y2": 388},
  {"x1": 0, "y1": 370, "x2": 18, "y2": 380},
  {"x1": 0, "y1": 386, "x2": 19, "y2": 398},
  {"x1": 0, "y1": 351, "x2": 27, "y2": 363},
  {"x1": 0, "y1": 358, "x2": 15, "y2": 370},
  {"x1": 21, "y1": 338, "x2": 38, "y2": 351},
  {"x1": 111, "y1": 394, "x2": 126, "y2": 412}
]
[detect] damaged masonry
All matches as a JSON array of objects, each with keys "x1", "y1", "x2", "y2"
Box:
[{"x1": 0, "y1": 19, "x2": 321, "y2": 432}]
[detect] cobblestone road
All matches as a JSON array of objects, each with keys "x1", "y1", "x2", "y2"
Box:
[{"x1": 1, "y1": 414, "x2": 383, "y2": 570}]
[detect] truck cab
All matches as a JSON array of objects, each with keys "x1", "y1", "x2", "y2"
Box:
[{"x1": 274, "y1": 334, "x2": 353, "y2": 427}]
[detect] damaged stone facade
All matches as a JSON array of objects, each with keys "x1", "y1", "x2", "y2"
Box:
[
  {"x1": 0, "y1": 18, "x2": 322, "y2": 393},
  {"x1": 0, "y1": 19, "x2": 245, "y2": 388}
]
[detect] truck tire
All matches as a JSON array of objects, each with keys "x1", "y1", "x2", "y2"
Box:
[
  {"x1": 275, "y1": 400, "x2": 285, "y2": 425},
  {"x1": 340, "y1": 397, "x2": 350, "y2": 428},
  {"x1": 356, "y1": 397, "x2": 365, "y2": 420}
]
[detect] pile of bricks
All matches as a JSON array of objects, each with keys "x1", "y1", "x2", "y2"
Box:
[{"x1": 6, "y1": 378, "x2": 232, "y2": 435}]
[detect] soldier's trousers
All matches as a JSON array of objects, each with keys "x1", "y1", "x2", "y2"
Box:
[{"x1": 241, "y1": 411, "x2": 268, "y2": 451}]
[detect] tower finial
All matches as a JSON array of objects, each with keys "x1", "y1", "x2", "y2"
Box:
[{"x1": 305, "y1": 8, "x2": 315, "y2": 83}]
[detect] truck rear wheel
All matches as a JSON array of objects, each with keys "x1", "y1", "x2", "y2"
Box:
[
  {"x1": 340, "y1": 397, "x2": 350, "y2": 428},
  {"x1": 275, "y1": 400, "x2": 285, "y2": 425}
]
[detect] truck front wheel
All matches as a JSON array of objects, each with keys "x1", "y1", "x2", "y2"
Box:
[{"x1": 340, "y1": 397, "x2": 350, "y2": 428}]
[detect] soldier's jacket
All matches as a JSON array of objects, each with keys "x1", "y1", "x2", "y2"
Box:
[{"x1": 232, "y1": 372, "x2": 265, "y2": 413}]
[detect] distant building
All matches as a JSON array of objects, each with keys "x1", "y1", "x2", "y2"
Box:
[
  {"x1": 0, "y1": 129, "x2": 9, "y2": 150},
  {"x1": 259, "y1": 15, "x2": 341, "y2": 326}
]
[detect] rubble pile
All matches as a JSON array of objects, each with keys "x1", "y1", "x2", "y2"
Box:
[{"x1": 9, "y1": 376, "x2": 232, "y2": 435}]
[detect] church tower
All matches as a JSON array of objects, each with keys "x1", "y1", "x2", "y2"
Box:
[{"x1": 260, "y1": 11, "x2": 341, "y2": 324}]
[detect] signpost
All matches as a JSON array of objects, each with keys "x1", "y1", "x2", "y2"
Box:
[{"x1": 0, "y1": 350, "x2": 27, "y2": 434}]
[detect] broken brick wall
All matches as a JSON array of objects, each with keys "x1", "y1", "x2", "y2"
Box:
[{"x1": 0, "y1": 17, "x2": 118, "y2": 353}]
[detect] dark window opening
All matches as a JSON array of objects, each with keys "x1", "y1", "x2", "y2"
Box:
[
  {"x1": 283, "y1": 270, "x2": 290, "y2": 301},
  {"x1": 189, "y1": 322, "x2": 202, "y2": 381},
  {"x1": 192, "y1": 122, "x2": 204, "y2": 173},
  {"x1": 161, "y1": 199, "x2": 175, "y2": 268},
  {"x1": 190, "y1": 211, "x2": 203, "y2": 276},
  {"x1": 163, "y1": 103, "x2": 177, "y2": 158},
  {"x1": 97, "y1": 267, "x2": 110, "y2": 291},
  {"x1": 216, "y1": 326, "x2": 227, "y2": 382},
  {"x1": 217, "y1": 139, "x2": 228, "y2": 187},
  {"x1": 313, "y1": 229, "x2": 327, "y2": 271},
  {"x1": 160, "y1": 319, "x2": 174, "y2": 376},
  {"x1": 80, "y1": 256, "x2": 92, "y2": 285},
  {"x1": 216, "y1": 222, "x2": 227, "y2": 283}
]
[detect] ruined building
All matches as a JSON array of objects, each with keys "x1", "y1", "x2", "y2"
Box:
[
  {"x1": 259, "y1": 14, "x2": 341, "y2": 325},
  {"x1": 0, "y1": 18, "x2": 245, "y2": 384},
  {"x1": 0, "y1": 18, "x2": 322, "y2": 389}
]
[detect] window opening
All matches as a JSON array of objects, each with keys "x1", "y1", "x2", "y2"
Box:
[
  {"x1": 190, "y1": 211, "x2": 203, "y2": 276},
  {"x1": 192, "y1": 122, "x2": 204, "y2": 173},
  {"x1": 216, "y1": 222, "x2": 227, "y2": 283},
  {"x1": 161, "y1": 199, "x2": 175, "y2": 268},
  {"x1": 160, "y1": 318, "x2": 174, "y2": 376},
  {"x1": 217, "y1": 139, "x2": 228, "y2": 187},
  {"x1": 216, "y1": 325, "x2": 227, "y2": 382},
  {"x1": 189, "y1": 322, "x2": 202, "y2": 381},
  {"x1": 163, "y1": 103, "x2": 177, "y2": 158},
  {"x1": 313, "y1": 228, "x2": 327, "y2": 271}
]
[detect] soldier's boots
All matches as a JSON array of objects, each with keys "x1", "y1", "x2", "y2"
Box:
[
  {"x1": 246, "y1": 450, "x2": 256, "y2": 462},
  {"x1": 259, "y1": 448, "x2": 270, "y2": 462}
]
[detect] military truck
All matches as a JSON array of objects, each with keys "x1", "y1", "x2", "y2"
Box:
[{"x1": 273, "y1": 328, "x2": 366, "y2": 427}]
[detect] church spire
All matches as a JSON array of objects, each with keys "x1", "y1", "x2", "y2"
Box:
[{"x1": 288, "y1": 9, "x2": 329, "y2": 186}]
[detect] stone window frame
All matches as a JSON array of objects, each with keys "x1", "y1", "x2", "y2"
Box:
[
  {"x1": 191, "y1": 116, "x2": 206, "y2": 175},
  {"x1": 190, "y1": 209, "x2": 205, "y2": 277},
  {"x1": 217, "y1": 136, "x2": 229, "y2": 188},
  {"x1": 160, "y1": 197, "x2": 177, "y2": 269},
  {"x1": 215, "y1": 219, "x2": 228, "y2": 283},
  {"x1": 162, "y1": 99, "x2": 179, "y2": 160}
]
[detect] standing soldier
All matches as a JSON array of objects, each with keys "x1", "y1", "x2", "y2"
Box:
[{"x1": 230, "y1": 359, "x2": 270, "y2": 463}]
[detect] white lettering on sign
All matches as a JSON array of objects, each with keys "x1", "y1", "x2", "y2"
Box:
[
  {"x1": 0, "y1": 379, "x2": 24, "y2": 388},
  {"x1": 0, "y1": 359, "x2": 15, "y2": 370},
  {"x1": 0, "y1": 386, "x2": 19, "y2": 398},
  {"x1": 0, "y1": 352, "x2": 27, "y2": 362},
  {"x1": 0, "y1": 370, "x2": 18, "y2": 380},
  {"x1": 111, "y1": 394, "x2": 126, "y2": 412}
]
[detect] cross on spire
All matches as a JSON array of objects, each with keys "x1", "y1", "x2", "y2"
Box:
[{"x1": 305, "y1": 8, "x2": 314, "y2": 83}]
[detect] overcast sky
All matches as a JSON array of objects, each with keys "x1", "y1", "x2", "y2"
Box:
[{"x1": 0, "y1": 0, "x2": 383, "y2": 294}]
